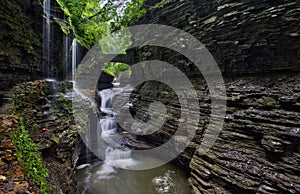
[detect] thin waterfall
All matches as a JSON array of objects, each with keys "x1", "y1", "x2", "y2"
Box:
[
  {"x1": 43, "y1": 0, "x2": 51, "y2": 78},
  {"x1": 72, "y1": 38, "x2": 77, "y2": 81},
  {"x1": 63, "y1": 34, "x2": 71, "y2": 80}
]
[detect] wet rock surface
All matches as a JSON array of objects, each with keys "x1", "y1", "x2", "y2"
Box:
[
  {"x1": 12, "y1": 80, "x2": 81, "y2": 193},
  {"x1": 2, "y1": 76, "x2": 299, "y2": 193},
  {"x1": 0, "y1": 0, "x2": 66, "y2": 93},
  {"x1": 189, "y1": 75, "x2": 300, "y2": 194},
  {"x1": 0, "y1": 0, "x2": 299, "y2": 193},
  {"x1": 0, "y1": 114, "x2": 39, "y2": 194},
  {"x1": 130, "y1": 1, "x2": 300, "y2": 193},
  {"x1": 0, "y1": 0, "x2": 43, "y2": 93},
  {"x1": 130, "y1": 74, "x2": 300, "y2": 193}
]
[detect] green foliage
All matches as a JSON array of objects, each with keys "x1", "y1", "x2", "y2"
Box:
[
  {"x1": 56, "y1": 0, "x2": 146, "y2": 79},
  {"x1": 103, "y1": 62, "x2": 131, "y2": 78},
  {"x1": 11, "y1": 117, "x2": 52, "y2": 194},
  {"x1": 98, "y1": 25, "x2": 132, "y2": 54},
  {"x1": 13, "y1": 93, "x2": 21, "y2": 114},
  {"x1": 98, "y1": 24, "x2": 133, "y2": 78},
  {"x1": 55, "y1": 0, "x2": 146, "y2": 48}
]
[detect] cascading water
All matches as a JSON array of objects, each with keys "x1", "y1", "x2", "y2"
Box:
[
  {"x1": 42, "y1": 79, "x2": 59, "y2": 123},
  {"x1": 63, "y1": 33, "x2": 71, "y2": 80},
  {"x1": 43, "y1": 0, "x2": 51, "y2": 78},
  {"x1": 56, "y1": 34, "x2": 192, "y2": 192},
  {"x1": 71, "y1": 38, "x2": 77, "y2": 81},
  {"x1": 97, "y1": 87, "x2": 136, "y2": 168},
  {"x1": 75, "y1": 86, "x2": 192, "y2": 194}
]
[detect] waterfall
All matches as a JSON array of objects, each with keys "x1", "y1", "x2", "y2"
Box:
[
  {"x1": 63, "y1": 34, "x2": 71, "y2": 80},
  {"x1": 96, "y1": 87, "x2": 136, "y2": 171},
  {"x1": 72, "y1": 38, "x2": 77, "y2": 81},
  {"x1": 99, "y1": 89, "x2": 114, "y2": 114},
  {"x1": 105, "y1": 147, "x2": 131, "y2": 161},
  {"x1": 43, "y1": 0, "x2": 51, "y2": 78},
  {"x1": 76, "y1": 86, "x2": 136, "y2": 172}
]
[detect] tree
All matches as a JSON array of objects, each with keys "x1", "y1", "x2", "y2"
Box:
[
  {"x1": 55, "y1": 0, "x2": 146, "y2": 78},
  {"x1": 55, "y1": 0, "x2": 146, "y2": 48}
]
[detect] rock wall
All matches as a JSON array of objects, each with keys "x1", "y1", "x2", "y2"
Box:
[
  {"x1": 189, "y1": 75, "x2": 300, "y2": 193},
  {"x1": 131, "y1": 75, "x2": 300, "y2": 193},
  {"x1": 136, "y1": 0, "x2": 300, "y2": 75},
  {"x1": 13, "y1": 80, "x2": 81, "y2": 193},
  {"x1": 0, "y1": 0, "x2": 65, "y2": 93},
  {"x1": 128, "y1": 0, "x2": 300, "y2": 193},
  {"x1": 0, "y1": 0, "x2": 42, "y2": 92}
]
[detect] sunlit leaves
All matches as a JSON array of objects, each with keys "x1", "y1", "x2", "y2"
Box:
[
  {"x1": 99, "y1": 26, "x2": 132, "y2": 78},
  {"x1": 103, "y1": 62, "x2": 131, "y2": 78},
  {"x1": 55, "y1": 0, "x2": 146, "y2": 78},
  {"x1": 56, "y1": 0, "x2": 146, "y2": 48}
]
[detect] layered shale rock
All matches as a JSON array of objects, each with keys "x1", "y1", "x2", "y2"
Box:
[
  {"x1": 130, "y1": 74, "x2": 300, "y2": 193},
  {"x1": 130, "y1": 0, "x2": 300, "y2": 193},
  {"x1": 13, "y1": 80, "x2": 81, "y2": 193},
  {"x1": 136, "y1": 0, "x2": 300, "y2": 74},
  {"x1": 189, "y1": 75, "x2": 300, "y2": 194},
  {"x1": 0, "y1": 0, "x2": 66, "y2": 92}
]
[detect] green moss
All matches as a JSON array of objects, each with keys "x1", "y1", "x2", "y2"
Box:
[{"x1": 11, "y1": 117, "x2": 52, "y2": 194}]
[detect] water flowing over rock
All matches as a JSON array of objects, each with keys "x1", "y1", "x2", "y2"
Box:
[
  {"x1": 0, "y1": 0, "x2": 69, "y2": 93},
  {"x1": 0, "y1": 0, "x2": 299, "y2": 193}
]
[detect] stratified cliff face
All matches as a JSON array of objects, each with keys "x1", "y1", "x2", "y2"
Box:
[
  {"x1": 129, "y1": 0, "x2": 300, "y2": 193},
  {"x1": 0, "y1": 0, "x2": 65, "y2": 93},
  {"x1": 0, "y1": 0, "x2": 43, "y2": 92},
  {"x1": 137, "y1": 0, "x2": 300, "y2": 74},
  {"x1": 132, "y1": 75, "x2": 300, "y2": 194},
  {"x1": 188, "y1": 76, "x2": 300, "y2": 194}
]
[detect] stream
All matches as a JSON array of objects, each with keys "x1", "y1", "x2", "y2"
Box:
[
  {"x1": 75, "y1": 157, "x2": 191, "y2": 194},
  {"x1": 74, "y1": 86, "x2": 192, "y2": 194}
]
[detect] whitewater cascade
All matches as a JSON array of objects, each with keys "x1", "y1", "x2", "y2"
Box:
[
  {"x1": 71, "y1": 38, "x2": 78, "y2": 81},
  {"x1": 96, "y1": 87, "x2": 137, "y2": 173},
  {"x1": 43, "y1": 0, "x2": 51, "y2": 77},
  {"x1": 75, "y1": 87, "x2": 192, "y2": 194},
  {"x1": 63, "y1": 34, "x2": 71, "y2": 80}
]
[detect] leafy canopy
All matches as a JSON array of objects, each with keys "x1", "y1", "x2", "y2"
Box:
[
  {"x1": 98, "y1": 26, "x2": 133, "y2": 78},
  {"x1": 55, "y1": 0, "x2": 146, "y2": 78},
  {"x1": 55, "y1": 0, "x2": 146, "y2": 48}
]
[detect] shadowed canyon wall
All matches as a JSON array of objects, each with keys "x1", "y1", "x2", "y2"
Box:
[
  {"x1": 0, "y1": 0, "x2": 65, "y2": 93},
  {"x1": 136, "y1": 0, "x2": 300, "y2": 75},
  {"x1": 1, "y1": 0, "x2": 299, "y2": 193},
  {"x1": 127, "y1": 0, "x2": 300, "y2": 193}
]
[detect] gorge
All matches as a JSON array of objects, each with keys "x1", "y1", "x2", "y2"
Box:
[{"x1": 0, "y1": 0, "x2": 299, "y2": 194}]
